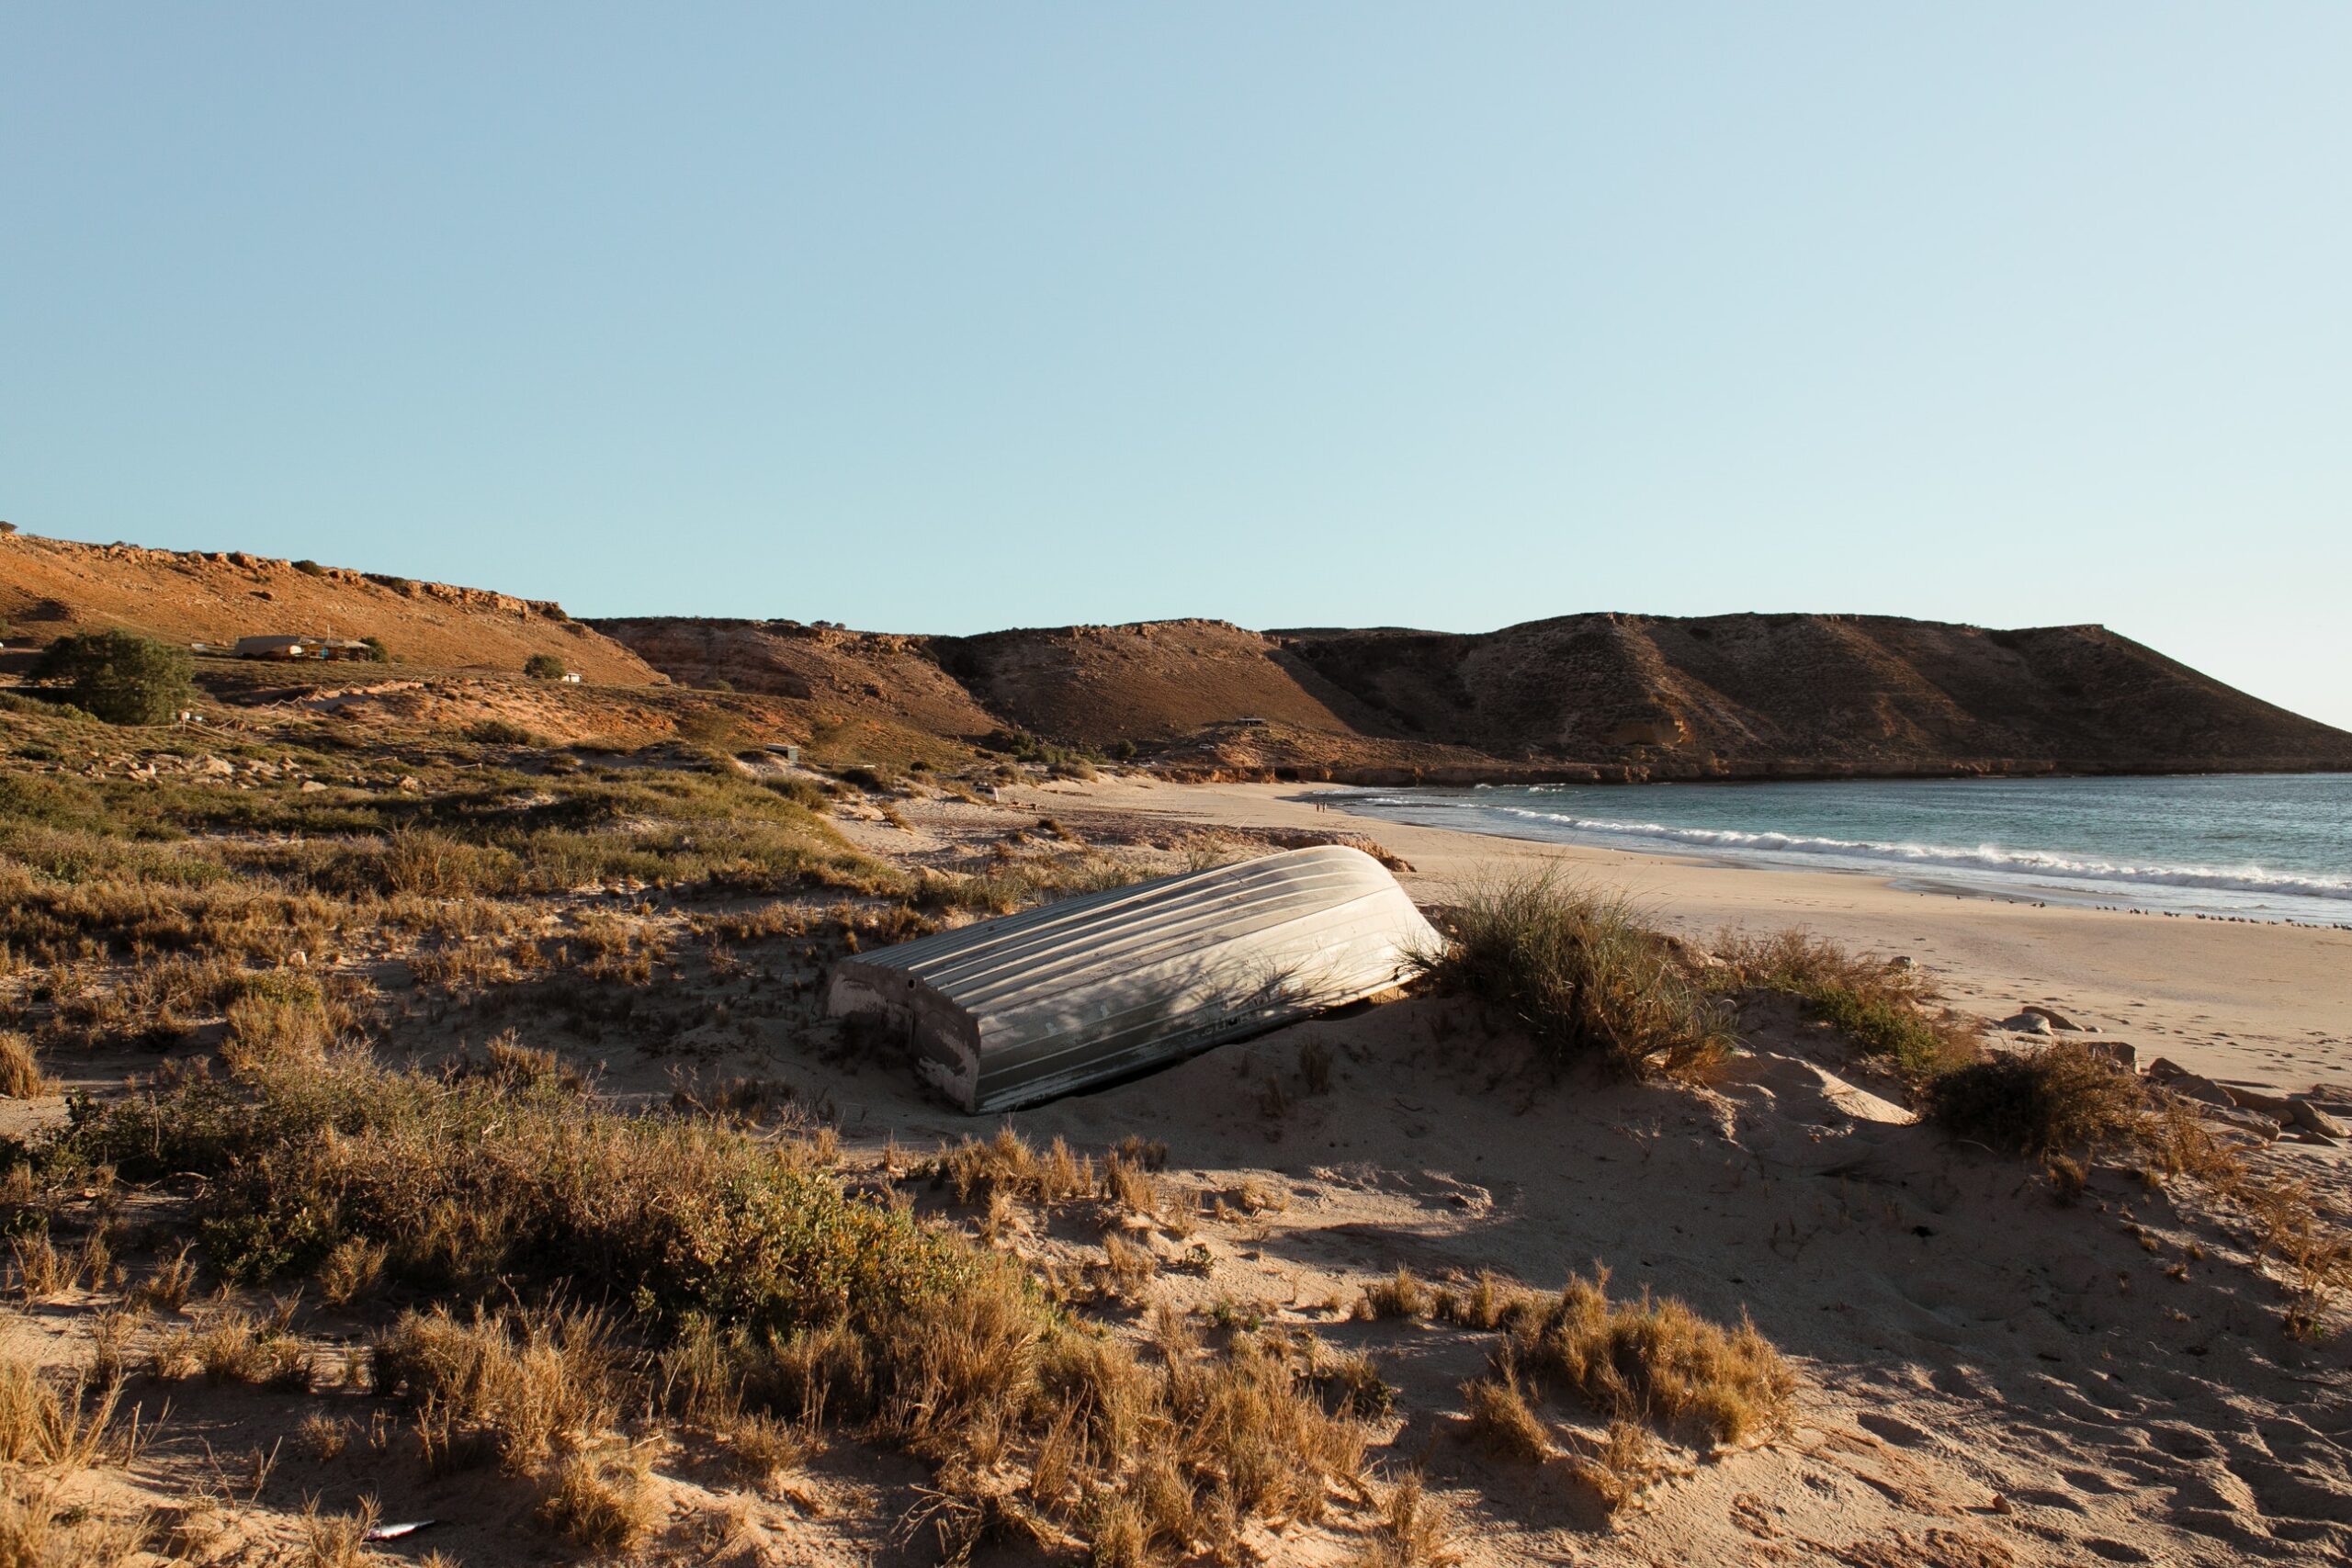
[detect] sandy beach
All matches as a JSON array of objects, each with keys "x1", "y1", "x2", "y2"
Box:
[{"x1": 1010, "y1": 775, "x2": 2352, "y2": 1099}]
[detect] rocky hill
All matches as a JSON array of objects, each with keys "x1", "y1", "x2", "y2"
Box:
[
  {"x1": 7, "y1": 529, "x2": 2342, "y2": 779},
  {"x1": 0, "y1": 531, "x2": 656, "y2": 684},
  {"x1": 1271, "y1": 613, "x2": 2352, "y2": 778},
  {"x1": 600, "y1": 612, "x2": 2352, "y2": 782}
]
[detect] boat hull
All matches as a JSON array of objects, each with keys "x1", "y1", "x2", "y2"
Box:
[{"x1": 825, "y1": 845, "x2": 1440, "y2": 1111}]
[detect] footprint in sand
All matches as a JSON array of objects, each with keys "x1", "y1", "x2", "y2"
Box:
[{"x1": 1856, "y1": 1411, "x2": 1935, "y2": 1448}]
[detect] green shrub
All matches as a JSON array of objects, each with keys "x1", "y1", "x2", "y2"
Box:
[
  {"x1": 835, "y1": 765, "x2": 895, "y2": 795},
  {"x1": 359, "y1": 636, "x2": 390, "y2": 662},
  {"x1": 1417, "y1": 874, "x2": 1734, "y2": 1081},
  {"x1": 292, "y1": 558, "x2": 327, "y2": 576},
  {"x1": 36, "y1": 630, "x2": 194, "y2": 726},
  {"x1": 465, "y1": 718, "x2": 548, "y2": 748},
  {"x1": 523, "y1": 653, "x2": 567, "y2": 681}
]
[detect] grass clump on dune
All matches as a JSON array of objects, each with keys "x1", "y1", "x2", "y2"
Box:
[
  {"x1": 1923, "y1": 1038, "x2": 2149, "y2": 1156},
  {"x1": 1500, "y1": 1267, "x2": 1794, "y2": 1449},
  {"x1": 0, "y1": 1032, "x2": 53, "y2": 1100},
  {"x1": 1712, "y1": 930, "x2": 1981, "y2": 1085},
  {"x1": 1456, "y1": 1266, "x2": 1793, "y2": 1512},
  {"x1": 1416, "y1": 874, "x2": 1734, "y2": 1081}
]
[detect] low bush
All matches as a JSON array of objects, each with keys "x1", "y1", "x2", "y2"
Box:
[
  {"x1": 1416, "y1": 874, "x2": 1734, "y2": 1081},
  {"x1": 1924, "y1": 1040, "x2": 2148, "y2": 1156},
  {"x1": 35, "y1": 630, "x2": 193, "y2": 726},
  {"x1": 464, "y1": 718, "x2": 548, "y2": 747},
  {"x1": 35, "y1": 1055, "x2": 988, "y2": 1327},
  {"x1": 523, "y1": 653, "x2": 566, "y2": 681}
]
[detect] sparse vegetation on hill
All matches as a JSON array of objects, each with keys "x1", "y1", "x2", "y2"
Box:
[{"x1": 0, "y1": 531, "x2": 658, "y2": 684}]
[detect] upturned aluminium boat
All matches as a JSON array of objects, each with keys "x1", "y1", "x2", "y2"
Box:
[{"x1": 827, "y1": 844, "x2": 1440, "y2": 1111}]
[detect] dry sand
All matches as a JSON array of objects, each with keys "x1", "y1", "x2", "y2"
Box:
[
  {"x1": 11, "y1": 771, "x2": 2347, "y2": 1566},
  {"x1": 1015, "y1": 775, "x2": 2352, "y2": 1099},
  {"x1": 816, "y1": 773, "x2": 2352, "y2": 1565}
]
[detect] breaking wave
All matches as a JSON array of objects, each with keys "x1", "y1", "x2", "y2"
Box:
[{"x1": 1472, "y1": 807, "x2": 2352, "y2": 902}]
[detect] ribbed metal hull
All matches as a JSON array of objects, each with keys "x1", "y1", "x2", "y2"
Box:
[{"x1": 827, "y1": 845, "x2": 1439, "y2": 1111}]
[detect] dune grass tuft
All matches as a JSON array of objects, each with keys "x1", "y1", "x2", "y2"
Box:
[
  {"x1": 1501, "y1": 1268, "x2": 1793, "y2": 1448},
  {"x1": 1461, "y1": 1373, "x2": 1549, "y2": 1461},
  {"x1": 1416, "y1": 874, "x2": 1734, "y2": 1081},
  {"x1": 0, "y1": 1032, "x2": 53, "y2": 1100},
  {"x1": 1711, "y1": 930, "x2": 1981, "y2": 1084}
]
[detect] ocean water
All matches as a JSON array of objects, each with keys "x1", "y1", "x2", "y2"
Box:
[{"x1": 1337, "y1": 774, "x2": 2352, "y2": 925}]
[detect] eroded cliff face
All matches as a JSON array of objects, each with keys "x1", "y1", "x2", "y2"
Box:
[
  {"x1": 598, "y1": 610, "x2": 2352, "y2": 781},
  {"x1": 0, "y1": 533, "x2": 655, "y2": 684}
]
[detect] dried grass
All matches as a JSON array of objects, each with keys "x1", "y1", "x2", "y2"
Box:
[
  {"x1": 0, "y1": 1032, "x2": 53, "y2": 1099},
  {"x1": 537, "y1": 1447, "x2": 657, "y2": 1552},
  {"x1": 0, "y1": 1472, "x2": 151, "y2": 1568},
  {"x1": 1358, "y1": 1267, "x2": 1436, "y2": 1322},
  {"x1": 0, "y1": 1356, "x2": 151, "y2": 1470},
  {"x1": 1925, "y1": 1040, "x2": 2148, "y2": 1156},
  {"x1": 1713, "y1": 930, "x2": 1982, "y2": 1084},
  {"x1": 1353, "y1": 1471, "x2": 1455, "y2": 1568},
  {"x1": 1416, "y1": 873, "x2": 1734, "y2": 1081},
  {"x1": 371, "y1": 1304, "x2": 616, "y2": 1473},
  {"x1": 1502, "y1": 1268, "x2": 1793, "y2": 1447},
  {"x1": 1461, "y1": 1373, "x2": 1548, "y2": 1461}
]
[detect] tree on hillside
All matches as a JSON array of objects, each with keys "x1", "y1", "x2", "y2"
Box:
[
  {"x1": 38, "y1": 630, "x2": 195, "y2": 725},
  {"x1": 524, "y1": 653, "x2": 567, "y2": 680}
]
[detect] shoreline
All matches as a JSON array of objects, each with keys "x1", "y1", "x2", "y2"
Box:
[
  {"x1": 1317, "y1": 784, "x2": 2352, "y2": 930},
  {"x1": 1165, "y1": 758, "x2": 2352, "y2": 788},
  {"x1": 1012, "y1": 774, "x2": 2352, "y2": 1100}
]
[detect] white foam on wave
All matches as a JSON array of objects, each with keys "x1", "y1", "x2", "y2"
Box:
[{"x1": 1468, "y1": 807, "x2": 2352, "y2": 901}]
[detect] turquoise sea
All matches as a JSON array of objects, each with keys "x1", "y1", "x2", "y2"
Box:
[{"x1": 1337, "y1": 774, "x2": 2352, "y2": 925}]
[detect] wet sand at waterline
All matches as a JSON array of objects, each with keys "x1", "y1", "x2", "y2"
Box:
[{"x1": 1015, "y1": 775, "x2": 2352, "y2": 1098}]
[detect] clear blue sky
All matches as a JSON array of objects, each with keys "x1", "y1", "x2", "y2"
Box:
[{"x1": 6, "y1": 5, "x2": 2348, "y2": 728}]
